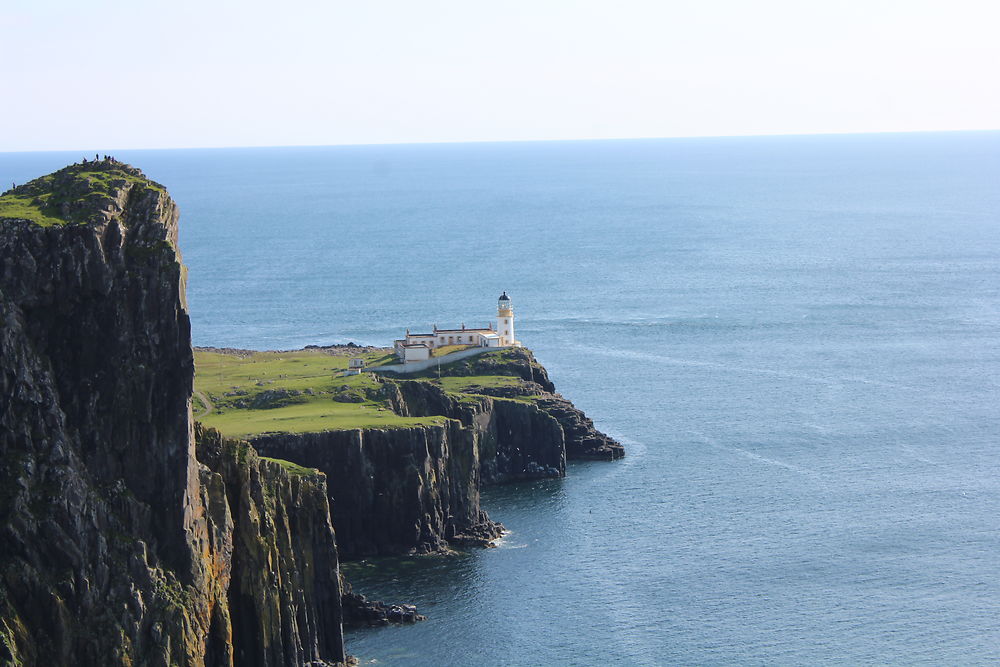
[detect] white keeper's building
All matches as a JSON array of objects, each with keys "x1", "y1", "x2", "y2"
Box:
[{"x1": 394, "y1": 292, "x2": 520, "y2": 363}]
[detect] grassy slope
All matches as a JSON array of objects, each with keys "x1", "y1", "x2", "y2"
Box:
[
  {"x1": 436, "y1": 375, "x2": 520, "y2": 391},
  {"x1": 194, "y1": 347, "x2": 542, "y2": 437},
  {"x1": 194, "y1": 348, "x2": 445, "y2": 437},
  {"x1": 0, "y1": 166, "x2": 165, "y2": 227},
  {"x1": 388, "y1": 348, "x2": 533, "y2": 391},
  {"x1": 432, "y1": 344, "x2": 474, "y2": 357},
  {"x1": 0, "y1": 192, "x2": 67, "y2": 225},
  {"x1": 261, "y1": 456, "x2": 321, "y2": 476}
]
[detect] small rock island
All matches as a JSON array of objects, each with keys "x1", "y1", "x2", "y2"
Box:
[{"x1": 0, "y1": 160, "x2": 623, "y2": 666}]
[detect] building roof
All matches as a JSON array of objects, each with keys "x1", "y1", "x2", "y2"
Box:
[
  {"x1": 432, "y1": 327, "x2": 493, "y2": 334},
  {"x1": 402, "y1": 342, "x2": 431, "y2": 348},
  {"x1": 499, "y1": 291, "x2": 510, "y2": 301}
]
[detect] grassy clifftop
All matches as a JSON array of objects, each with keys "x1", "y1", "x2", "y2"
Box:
[
  {"x1": 194, "y1": 347, "x2": 442, "y2": 437},
  {"x1": 0, "y1": 158, "x2": 165, "y2": 227},
  {"x1": 193, "y1": 346, "x2": 552, "y2": 437}
]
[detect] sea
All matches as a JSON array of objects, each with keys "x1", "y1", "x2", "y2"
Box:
[{"x1": 3, "y1": 131, "x2": 999, "y2": 665}]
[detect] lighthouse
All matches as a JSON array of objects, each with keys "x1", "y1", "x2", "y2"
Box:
[
  {"x1": 497, "y1": 291, "x2": 516, "y2": 346},
  {"x1": 393, "y1": 293, "x2": 522, "y2": 362}
]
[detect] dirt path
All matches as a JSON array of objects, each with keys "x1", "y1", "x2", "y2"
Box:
[{"x1": 193, "y1": 390, "x2": 213, "y2": 419}]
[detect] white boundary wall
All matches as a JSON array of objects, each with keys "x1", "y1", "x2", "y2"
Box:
[{"x1": 369, "y1": 346, "x2": 494, "y2": 375}]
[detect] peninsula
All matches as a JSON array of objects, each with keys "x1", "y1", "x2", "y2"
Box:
[{"x1": 194, "y1": 338, "x2": 623, "y2": 559}]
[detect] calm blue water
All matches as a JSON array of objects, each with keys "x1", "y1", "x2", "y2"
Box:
[{"x1": 3, "y1": 133, "x2": 1000, "y2": 665}]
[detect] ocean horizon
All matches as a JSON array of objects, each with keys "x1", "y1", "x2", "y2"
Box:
[{"x1": 3, "y1": 130, "x2": 999, "y2": 665}]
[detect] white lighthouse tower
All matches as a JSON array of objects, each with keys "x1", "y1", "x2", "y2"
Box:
[{"x1": 497, "y1": 292, "x2": 517, "y2": 346}]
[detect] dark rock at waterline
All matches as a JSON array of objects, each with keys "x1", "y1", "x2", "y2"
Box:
[{"x1": 341, "y1": 579, "x2": 426, "y2": 627}]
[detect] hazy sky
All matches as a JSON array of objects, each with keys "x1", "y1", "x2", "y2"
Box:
[{"x1": 2, "y1": 0, "x2": 998, "y2": 151}]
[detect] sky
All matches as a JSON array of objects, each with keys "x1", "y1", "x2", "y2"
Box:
[{"x1": 1, "y1": 0, "x2": 998, "y2": 151}]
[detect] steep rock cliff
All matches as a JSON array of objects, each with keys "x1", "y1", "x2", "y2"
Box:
[
  {"x1": 532, "y1": 394, "x2": 623, "y2": 460},
  {"x1": 252, "y1": 376, "x2": 576, "y2": 558},
  {"x1": 0, "y1": 161, "x2": 347, "y2": 666},
  {"x1": 385, "y1": 347, "x2": 624, "y2": 460},
  {"x1": 251, "y1": 346, "x2": 623, "y2": 559},
  {"x1": 251, "y1": 422, "x2": 502, "y2": 560},
  {"x1": 389, "y1": 379, "x2": 566, "y2": 483},
  {"x1": 195, "y1": 426, "x2": 345, "y2": 666}
]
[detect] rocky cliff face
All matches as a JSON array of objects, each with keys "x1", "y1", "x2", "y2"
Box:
[
  {"x1": 440, "y1": 348, "x2": 624, "y2": 461},
  {"x1": 252, "y1": 367, "x2": 613, "y2": 559},
  {"x1": 389, "y1": 379, "x2": 566, "y2": 483},
  {"x1": 195, "y1": 426, "x2": 345, "y2": 666},
  {"x1": 0, "y1": 161, "x2": 347, "y2": 666},
  {"x1": 251, "y1": 422, "x2": 503, "y2": 560}
]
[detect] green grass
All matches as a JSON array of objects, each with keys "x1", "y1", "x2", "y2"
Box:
[
  {"x1": 194, "y1": 348, "x2": 401, "y2": 394},
  {"x1": 194, "y1": 347, "x2": 544, "y2": 438},
  {"x1": 432, "y1": 344, "x2": 474, "y2": 357},
  {"x1": 0, "y1": 193, "x2": 67, "y2": 226},
  {"x1": 366, "y1": 351, "x2": 400, "y2": 367},
  {"x1": 435, "y1": 375, "x2": 520, "y2": 392},
  {"x1": 261, "y1": 457, "x2": 321, "y2": 477},
  {"x1": 1, "y1": 165, "x2": 165, "y2": 227},
  {"x1": 200, "y1": 398, "x2": 443, "y2": 437},
  {"x1": 431, "y1": 375, "x2": 536, "y2": 405},
  {"x1": 194, "y1": 348, "x2": 444, "y2": 437}
]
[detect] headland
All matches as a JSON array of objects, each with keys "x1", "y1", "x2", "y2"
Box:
[{"x1": 0, "y1": 160, "x2": 623, "y2": 666}]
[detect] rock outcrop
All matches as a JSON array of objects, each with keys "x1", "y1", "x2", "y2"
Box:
[
  {"x1": 253, "y1": 361, "x2": 617, "y2": 559},
  {"x1": 195, "y1": 426, "x2": 345, "y2": 667},
  {"x1": 251, "y1": 422, "x2": 503, "y2": 560},
  {"x1": 438, "y1": 348, "x2": 624, "y2": 460},
  {"x1": 532, "y1": 394, "x2": 623, "y2": 460},
  {"x1": 0, "y1": 161, "x2": 347, "y2": 666},
  {"x1": 389, "y1": 378, "x2": 567, "y2": 482},
  {"x1": 384, "y1": 346, "x2": 556, "y2": 393},
  {"x1": 340, "y1": 579, "x2": 426, "y2": 627}
]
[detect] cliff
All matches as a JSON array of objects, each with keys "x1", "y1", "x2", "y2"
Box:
[
  {"x1": 385, "y1": 348, "x2": 623, "y2": 461},
  {"x1": 387, "y1": 378, "x2": 567, "y2": 483},
  {"x1": 0, "y1": 159, "x2": 623, "y2": 663},
  {"x1": 245, "y1": 349, "x2": 620, "y2": 559},
  {"x1": 251, "y1": 422, "x2": 504, "y2": 560},
  {"x1": 195, "y1": 426, "x2": 345, "y2": 666},
  {"x1": 0, "y1": 161, "x2": 348, "y2": 666}
]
